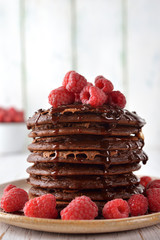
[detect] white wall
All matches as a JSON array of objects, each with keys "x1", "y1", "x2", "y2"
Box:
[{"x1": 0, "y1": 0, "x2": 160, "y2": 150}]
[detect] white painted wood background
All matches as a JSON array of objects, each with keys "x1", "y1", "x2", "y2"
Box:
[{"x1": 0, "y1": 0, "x2": 160, "y2": 150}]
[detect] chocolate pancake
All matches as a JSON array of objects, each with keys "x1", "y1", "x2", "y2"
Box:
[
  {"x1": 28, "y1": 173, "x2": 139, "y2": 189},
  {"x1": 26, "y1": 103, "x2": 147, "y2": 213},
  {"x1": 28, "y1": 135, "x2": 144, "y2": 151},
  {"x1": 26, "y1": 104, "x2": 146, "y2": 128},
  {"x1": 28, "y1": 173, "x2": 139, "y2": 190},
  {"x1": 27, "y1": 162, "x2": 141, "y2": 176},
  {"x1": 27, "y1": 150, "x2": 148, "y2": 165},
  {"x1": 28, "y1": 123, "x2": 139, "y2": 137},
  {"x1": 29, "y1": 184, "x2": 144, "y2": 201}
]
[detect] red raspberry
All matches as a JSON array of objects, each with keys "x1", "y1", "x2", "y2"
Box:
[
  {"x1": 95, "y1": 76, "x2": 114, "y2": 93},
  {"x1": 1, "y1": 188, "x2": 28, "y2": 212},
  {"x1": 95, "y1": 75, "x2": 104, "y2": 82},
  {"x1": 102, "y1": 199, "x2": 130, "y2": 219},
  {"x1": 63, "y1": 71, "x2": 73, "y2": 86},
  {"x1": 60, "y1": 196, "x2": 98, "y2": 220},
  {"x1": 8, "y1": 107, "x2": 17, "y2": 121},
  {"x1": 24, "y1": 194, "x2": 57, "y2": 219},
  {"x1": 48, "y1": 86, "x2": 75, "y2": 108},
  {"x1": 63, "y1": 71, "x2": 87, "y2": 93},
  {"x1": 0, "y1": 108, "x2": 5, "y2": 122},
  {"x1": 74, "y1": 83, "x2": 93, "y2": 103},
  {"x1": 74, "y1": 93, "x2": 81, "y2": 102},
  {"x1": 146, "y1": 179, "x2": 160, "y2": 189},
  {"x1": 14, "y1": 111, "x2": 24, "y2": 122},
  {"x1": 128, "y1": 194, "x2": 148, "y2": 216},
  {"x1": 108, "y1": 91, "x2": 126, "y2": 108},
  {"x1": 140, "y1": 176, "x2": 152, "y2": 188},
  {"x1": 87, "y1": 82, "x2": 93, "y2": 87},
  {"x1": 146, "y1": 188, "x2": 160, "y2": 212},
  {"x1": 3, "y1": 184, "x2": 16, "y2": 194},
  {"x1": 3, "y1": 111, "x2": 12, "y2": 122},
  {"x1": 80, "y1": 85, "x2": 107, "y2": 107}
]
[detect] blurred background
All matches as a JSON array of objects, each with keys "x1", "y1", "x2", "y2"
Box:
[{"x1": 0, "y1": 0, "x2": 160, "y2": 181}]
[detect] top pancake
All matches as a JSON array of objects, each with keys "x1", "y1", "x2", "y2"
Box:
[{"x1": 27, "y1": 104, "x2": 146, "y2": 129}]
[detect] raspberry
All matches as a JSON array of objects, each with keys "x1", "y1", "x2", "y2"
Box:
[
  {"x1": 3, "y1": 111, "x2": 12, "y2": 122},
  {"x1": 0, "y1": 108, "x2": 5, "y2": 122},
  {"x1": 146, "y1": 188, "x2": 160, "y2": 212},
  {"x1": 74, "y1": 83, "x2": 93, "y2": 103},
  {"x1": 74, "y1": 93, "x2": 81, "y2": 103},
  {"x1": 60, "y1": 196, "x2": 98, "y2": 220},
  {"x1": 48, "y1": 86, "x2": 75, "y2": 108},
  {"x1": 108, "y1": 91, "x2": 126, "y2": 108},
  {"x1": 63, "y1": 71, "x2": 87, "y2": 93},
  {"x1": 63, "y1": 71, "x2": 73, "y2": 86},
  {"x1": 80, "y1": 86, "x2": 107, "y2": 107},
  {"x1": 140, "y1": 176, "x2": 152, "y2": 188},
  {"x1": 95, "y1": 76, "x2": 114, "y2": 93},
  {"x1": 8, "y1": 107, "x2": 17, "y2": 121},
  {"x1": 128, "y1": 194, "x2": 148, "y2": 216},
  {"x1": 102, "y1": 199, "x2": 130, "y2": 219},
  {"x1": 146, "y1": 179, "x2": 160, "y2": 189},
  {"x1": 3, "y1": 184, "x2": 16, "y2": 194},
  {"x1": 87, "y1": 82, "x2": 93, "y2": 87},
  {"x1": 95, "y1": 75, "x2": 104, "y2": 82},
  {"x1": 14, "y1": 111, "x2": 24, "y2": 122},
  {"x1": 24, "y1": 194, "x2": 57, "y2": 219},
  {"x1": 1, "y1": 188, "x2": 28, "y2": 212}
]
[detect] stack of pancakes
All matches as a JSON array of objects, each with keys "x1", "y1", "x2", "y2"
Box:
[{"x1": 26, "y1": 104, "x2": 147, "y2": 212}]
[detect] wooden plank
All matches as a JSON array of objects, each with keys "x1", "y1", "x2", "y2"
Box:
[
  {"x1": 76, "y1": 0, "x2": 123, "y2": 91},
  {"x1": 138, "y1": 224, "x2": 160, "y2": 240},
  {"x1": 127, "y1": 0, "x2": 160, "y2": 149},
  {"x1": 25, "y1": 0, "x2": 72, "y2": 117},
  {"x1": 0, "y1": 0, "x2": 22, "y2": 109},
  {"x1": 0, "y1": 223, "x2": 10, "y2": 238},
  {"x1": 0, "y1": 225, "x2": 42, "y2": 240}
]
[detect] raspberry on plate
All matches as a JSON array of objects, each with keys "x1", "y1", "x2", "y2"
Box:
[
  {"x1": 146, "y1": 188, "x2": 160, "y2": 212},
  {"x1": 48, "y1": 86, "x2": 75, "y2": 108},
  {"x1": 24, "y1": 194, "x2": 57, "y2": 219},
  {"x1": 146, "y1": 179, "x2": 160, "y2": 189},
  {"x1": 140, "y1": 176, "x2": 152, "y2": 188},
  {"x1": 102, "y1": 199, "x2": 130, "y2": 219},
  {"x1": 3, "y1": 184, "x2": 16, "y2": 194},
  {"x1": 63, "y1": 71, "x2": 87, "y2": 93},
  {"x1": 60, "y1": 196, "x2": 98, "y2": 220},
  {"x1": 80, "y1": 85, "x2": 107, "y2": 107},
  {"x1": 95, "y1": 76, "x2": 114, "y2": 93},
  {"x1": 128, "y1": 194, "x2": 148, "y2": 216},
  {"x1": 1, "y1": 188, "x2": 28, "y2": 213}
]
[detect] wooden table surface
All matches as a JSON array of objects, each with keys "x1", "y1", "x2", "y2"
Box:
[{"x1": 0, "y1": 150, "x2": 160, "y2": 239}]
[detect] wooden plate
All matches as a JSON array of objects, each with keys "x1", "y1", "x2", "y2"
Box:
[{"x1": 0, "y1": 179, "x2": 160, "y2": 234}]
